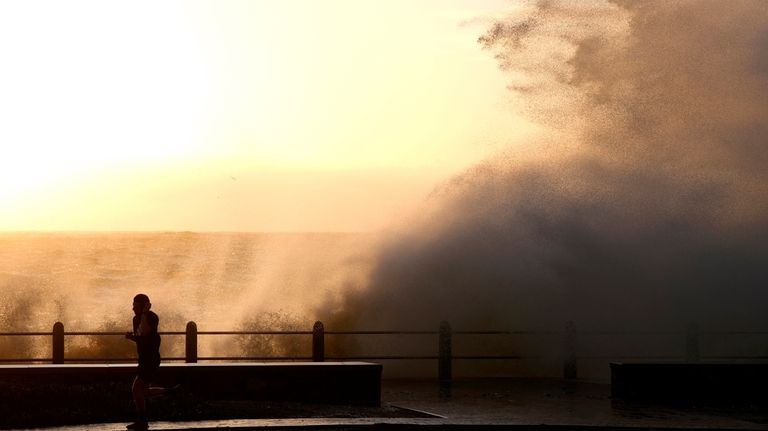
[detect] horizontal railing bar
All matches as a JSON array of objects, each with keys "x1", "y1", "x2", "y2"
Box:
[
  {"x1": 0, "y1": 332, "x2": 187, "y2": 336},
  {"x1": 197, "y1": 356, "x2": 312, "y2": 361},
  {"x1": 325, "y1": 331, "x2": 438, "y2": 335},
  {"x1": 579, "y1": 356, "x2": 688, "y2": 359},
  {"x1": 702, "y1": 355, "x2": 768, "y2": 359},
  {"x1": 333, "y1": 356, "x2": 530, "y2": 360},
  {"x1": 63, "y1": 332, "x2": 186, "y2": 336},
  {"x1": 3, "y1": 355, "x2": 766, "y2": 362},
  {"x1": 455, "y1": 331, "x2": 560, "y2": 335},
  {"x1": 325, "y1": 355, "x2": 528, "y2": 360},
  {"x1": 0, "y1": 333, "x2": 51, "y2": 336},
  {"x1": 66, "y1": 332, "x2": 123, "y2": 336},
  {"x1": 4, "y1": 330, "x2": 768, "y2": 336},
  {"x1": 198, "y1": 331, "x2": 312, "y2": 335},
  {"x1": 0, "y1": 358, "x2": 190, "y2": 363},
  {"x1": 1, "y1": 331, "x2": 550, "y2": 336},
  {"x1": 577, "y1": 331, "x2": 768, "y2": 335},
  {"x1": 0, "y1": 355, "x2": 539, "y2": 362},
  {"x1": 579, "y1": 331, "x2": 683, "y2": 335},
  {"x1": 64, "y1": 356, "x2": 186, "y2": 363},
  {"x1": 325, "y1": 331, "x2": 558, "y2": 335},
  {"x1": 583, "y1": 356, "x2": 768, "y2": 360},
  {"x1": 453, "y1": 355, "x2": 523, "y2": 359},
  {"x1": 326, "y1": 356, "x2": 440, "y2": 360},
  {"x1": 703, "y1": 332, "x2": 768, "y2": 335}
]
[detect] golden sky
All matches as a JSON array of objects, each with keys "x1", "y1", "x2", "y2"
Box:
[{"x1": 0, "y1": 0, "x2": 537, "y2": 232}]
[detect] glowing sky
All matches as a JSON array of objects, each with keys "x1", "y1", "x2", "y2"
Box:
[{"x1": 0, "y1": 0, "x2": 537, "y2": 232}]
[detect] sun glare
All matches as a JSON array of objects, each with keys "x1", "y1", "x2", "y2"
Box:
[
  {"x1": 0, "y1": 0, "x2": 533, "y2": 231},
  {"x1": 0, "y1": 1, "x2": 212, "y2": 202}
]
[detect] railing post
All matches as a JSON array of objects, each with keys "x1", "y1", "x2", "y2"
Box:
[
  {"x1": 439, "y1": 321, "x2": 452, "y2": 384},
  {"x1": 52, "y1": 322, "x2": 64, "y2": 364},
  {"x1": 186, "y1": 321, "x2": 198, "y2": 363},
  {"x1": 686, "y1": 322, "x2": 700, "y2": 362},
  {"x1": 563, "y1": 320, "x2": 577, "y2": 379},
  {"x1": 312, "y1": 321, "x2": 325, "y2": 362}
]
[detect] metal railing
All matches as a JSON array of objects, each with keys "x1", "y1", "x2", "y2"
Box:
[{"x1": 2, "y1": 320, "x2": 768, "y2": 380}]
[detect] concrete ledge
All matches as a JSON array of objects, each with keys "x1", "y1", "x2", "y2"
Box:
[
  {"x1": 611, "y1": 362, "x2": 768, "y2": 403},
  {"x1": 0, "y1": 361, "x2": 382, "y2": 405}
]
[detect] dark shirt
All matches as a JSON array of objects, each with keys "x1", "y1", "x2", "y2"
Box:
[{"x1": 132, "y1": 311, "x2": 161, "y2": 363}]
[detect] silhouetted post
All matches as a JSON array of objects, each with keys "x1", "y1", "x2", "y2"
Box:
[
  {"x1": 439, "y1": 321, "x2": 452, "y2": 384},
  {"x1": 563, "y1": 320, "x2": 577, "y2": 379},
  {"x1": 312, "y1": 321, "x2": 325, "y2": 362},
  {"x1": 52, "y1": 322, "x2": 64, "y2": 364},
  {"x1": 186, "y1": 321, "x2": 198, "y2": 363},
  {"x1": 686, "y1": 322, "x2": 700, "y2": 362}
]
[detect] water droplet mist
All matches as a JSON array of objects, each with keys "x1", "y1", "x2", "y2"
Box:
[{"x1": 2, "y1": 1, "x2": 768, "y2": 379}]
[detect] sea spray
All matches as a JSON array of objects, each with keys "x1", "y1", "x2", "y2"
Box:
[
  {"x1": 317, "y1": 0, "x2": 768, "y2": 376},
  {"x1": 1, "y1": 1, "x2": 767, "y2": 378},
  {"x1": 0, "y1": 232, "x2": 374, "y2": 361}
]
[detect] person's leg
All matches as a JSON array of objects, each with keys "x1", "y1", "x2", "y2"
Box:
[
  {"x1": 132, "y1": 375, "x2": 149, "y2": 412},
  {"x1": 129, "y1": 375, "x2": 149, "y2": 429}
]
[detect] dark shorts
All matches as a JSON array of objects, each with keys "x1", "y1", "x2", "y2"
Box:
[{"x1": 137, "y1": 356, "x2": 160, "y2": 382}]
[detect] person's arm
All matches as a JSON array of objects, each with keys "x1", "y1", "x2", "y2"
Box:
[
  {"x1": 138, "y1": 303, "x2": 156, "y2": 336},
  {"x1": 138, "y1": 313, "x2": 151, "y2": 336}
]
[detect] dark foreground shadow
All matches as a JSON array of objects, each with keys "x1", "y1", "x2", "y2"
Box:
[{"x1": 0, "y1": 379, "x2": 429, "y2": 429}]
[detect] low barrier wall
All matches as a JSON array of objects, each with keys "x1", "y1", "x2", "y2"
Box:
[
  {"x1": 0, "y1": 361, "x2": 381, "y2": 428},
  {"x1": 611, "y1": 362, "x2": 768, "y2": 404}
]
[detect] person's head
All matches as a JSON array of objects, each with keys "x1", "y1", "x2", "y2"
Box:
[{"x1": 132, "y1": 294, "x2": 151, "y2": 315}]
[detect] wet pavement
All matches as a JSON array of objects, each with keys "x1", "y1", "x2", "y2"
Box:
[{"x1": 20, "y1": 379, "x2": 768, "y2": 430}]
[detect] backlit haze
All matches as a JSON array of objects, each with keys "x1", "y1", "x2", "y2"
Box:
[
  {"x1": 0, "y1": 0, "x2": 535, "y2": 232},
  {"x1": 2, "y1": 1, "x2": 767, "y2": 379}
]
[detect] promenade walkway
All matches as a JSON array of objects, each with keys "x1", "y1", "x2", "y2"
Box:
[{"x1": 26, "y1": 379, "x2": 768, "y2": 431}]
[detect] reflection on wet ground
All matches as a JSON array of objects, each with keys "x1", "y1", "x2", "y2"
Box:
[
  {"x1": 384, "y1": 379, "x2": 768, "y2": 429},
  {"x1": 30, "y1": 378, "x2": 768, "y2": 430}
]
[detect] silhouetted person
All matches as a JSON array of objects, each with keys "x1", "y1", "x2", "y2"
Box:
[{"x1": 125, "y1": 294, "x2": 176, "y2": 430}]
